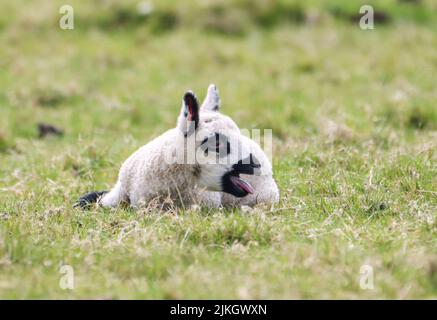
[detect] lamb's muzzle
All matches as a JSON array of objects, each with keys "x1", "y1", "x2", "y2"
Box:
[{"x1": 221, "y1": 153, "x2": 261, "y2": 197}]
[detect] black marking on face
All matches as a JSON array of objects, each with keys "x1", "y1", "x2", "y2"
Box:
[
  {"x1": 220, "y1": 153, "x2": 261, "y2": 197},
  {"x1": 232, "y1": 154, "x2": 261, "y2": 175},
  {"x1": 199, "y1": 133, "x2": 231, "y2": 158}
]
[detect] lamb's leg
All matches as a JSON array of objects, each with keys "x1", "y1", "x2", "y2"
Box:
[
  {"x1": 99, "y1": 181, "x2": 127, "y2": 208},
  {"x1": 74, "y1": 191, "x2": 108, "y2": 209}
]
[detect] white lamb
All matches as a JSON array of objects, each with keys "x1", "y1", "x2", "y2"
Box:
[{"x1": 75, "y1": 85, "x2": 279, "y2": 209}]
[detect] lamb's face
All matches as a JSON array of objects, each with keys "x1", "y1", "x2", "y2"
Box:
[
  {"x1": 176, "y1": 85, "x2": 260, "y2": 198},
  {"x1": 195, "y1": 113, "x2": 261, "y2": 197}
]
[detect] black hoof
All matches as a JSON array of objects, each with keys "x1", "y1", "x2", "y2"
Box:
[{"x1": 74, "y1": 191, "x2": 107, "y2": 209}]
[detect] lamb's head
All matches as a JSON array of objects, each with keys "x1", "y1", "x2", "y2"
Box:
[{"x1": 175, "y1": 84, "x2": 261, "y2": 198}]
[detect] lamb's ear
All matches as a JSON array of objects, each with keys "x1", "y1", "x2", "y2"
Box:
[
  {"x1": 177, "y1": 90, "x2": 200, "y2": 136},
  {"x1": 200, "y1": 84, "x2": 221, "y2": 112}
]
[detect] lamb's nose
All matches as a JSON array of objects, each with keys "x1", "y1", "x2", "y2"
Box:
[{"x1": 233, "y1": 154, "x2": 261, "y2": 175}]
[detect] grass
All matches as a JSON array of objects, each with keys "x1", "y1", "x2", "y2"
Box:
[{"x1": 0, "y1": 0, "x2": 436, "y2": 299}]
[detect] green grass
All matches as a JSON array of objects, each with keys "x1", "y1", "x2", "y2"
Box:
[{"x1": 0, "y1": 0, "x2": 436, "y2": 299}]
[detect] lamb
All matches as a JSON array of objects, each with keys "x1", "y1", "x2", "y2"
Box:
[{"x1": 75, "y1": 84, "x2": 275, "y2": 209}]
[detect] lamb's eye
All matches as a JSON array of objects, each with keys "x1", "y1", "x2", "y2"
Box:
[{"x1": 200, "y1": 133, "x2": 230, "y2": 157}]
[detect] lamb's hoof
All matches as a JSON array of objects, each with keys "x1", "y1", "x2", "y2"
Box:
[{"x1": 73, "y1": 191, "x2": 107, "y2": 209}]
